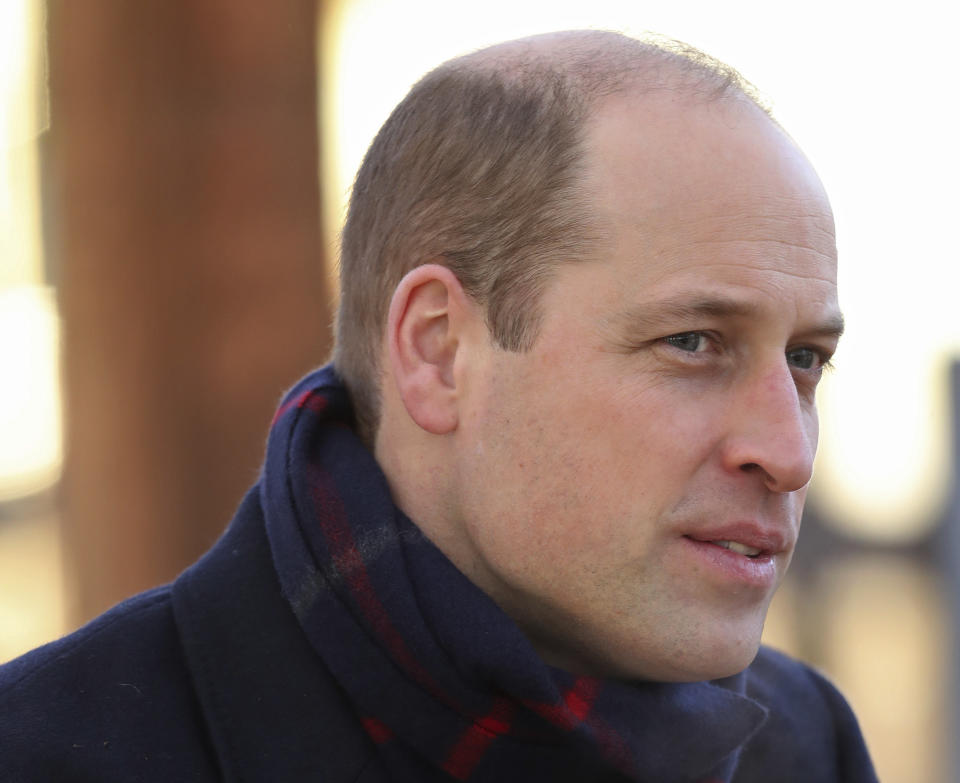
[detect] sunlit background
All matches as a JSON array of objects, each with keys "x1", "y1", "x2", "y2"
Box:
[{"x1": 2, "y1": 2, "x2": 958, "y2": 781}]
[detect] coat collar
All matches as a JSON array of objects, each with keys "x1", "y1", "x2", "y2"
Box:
[{"x1": 171, "y1": 490, "x2": 374, "y2": 782}]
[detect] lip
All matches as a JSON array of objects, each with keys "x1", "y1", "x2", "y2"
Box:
[
  {"x1": 683, "y1": 521, "x2": 791, "y2": 556},
  {"x1": 679, "y1": 522, "x2": 793, "y2": 589}
]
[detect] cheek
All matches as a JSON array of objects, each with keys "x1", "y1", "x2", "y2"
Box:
[
  {"x1": 599, "y1": 384, "x2": 721, "y2": 481},
  {"x1": 806, "y1": 405, "x2": 820, "y2": 450},
  {"x1": 466, "y1": 362, "x2": 726, "y2": 555},
  {"x1": 464, "y1": 413, "x2": 608, "y2": 566}
]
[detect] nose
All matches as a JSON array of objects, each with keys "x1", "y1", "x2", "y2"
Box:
[{"x1": 721, "y1": 364, "x2": 817, "y2": 493}]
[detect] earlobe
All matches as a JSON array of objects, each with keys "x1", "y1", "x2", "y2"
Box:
[{"x1": 386, "y1": 264, "x2": 469, "y2": 435}]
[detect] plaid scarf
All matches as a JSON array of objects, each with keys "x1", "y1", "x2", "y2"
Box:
[{"x1": 261, "y1": 365, "x2": 768, "y2": 782}]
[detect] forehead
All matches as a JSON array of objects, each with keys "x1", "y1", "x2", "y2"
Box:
[{"x1": 573, "y1": 92, "x2": 838, "y2": 321}]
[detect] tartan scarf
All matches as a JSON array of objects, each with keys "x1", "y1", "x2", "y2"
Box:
[{"x1": 261, "y1": 365, "x2": 768, "y2": 782}]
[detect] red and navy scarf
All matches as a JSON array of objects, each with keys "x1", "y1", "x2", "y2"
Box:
[{"x1": 261, "y1": 365, "x2": 768, "y2": 782}]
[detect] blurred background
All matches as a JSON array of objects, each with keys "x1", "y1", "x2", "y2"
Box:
[{"x1": 1, "y1": 1, "x2": 957, "y2": 780}]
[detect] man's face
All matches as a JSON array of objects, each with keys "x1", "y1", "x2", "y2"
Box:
[{"x1": 449, "y1": 93, "x2": 841, "y2": 681}]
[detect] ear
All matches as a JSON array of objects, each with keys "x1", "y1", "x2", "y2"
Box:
[{"x1": 385, "y1": 264, "x2": 476, "y2": 435}]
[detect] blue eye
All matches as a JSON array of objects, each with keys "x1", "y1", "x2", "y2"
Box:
[
  {"x1": 786, "y1": 347, "x2": 820, "y2": 370},
  {"x1": 664, "y1": 332, "x2": 708, "y2": 352}
]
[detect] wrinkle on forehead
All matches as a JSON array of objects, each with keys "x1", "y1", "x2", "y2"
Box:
[
  {"x1": 640, "y1": 200, "x2": 836, "y2": 234},
  {"x1": 660, "y1": 259, "x2": 837, "y2": 285},
  {"x1": 644, "y1": 241, "x2": 839, "y2": 279}
]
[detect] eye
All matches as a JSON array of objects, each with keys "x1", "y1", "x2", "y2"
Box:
[
  {"x1": 663, "y1": 332, "x2": 710, "y2": 353},
  {"x1": 786, "y1": 346, "x2": 828, "y2": 371}
]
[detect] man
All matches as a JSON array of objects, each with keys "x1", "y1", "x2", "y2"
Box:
[{"x1": 1, "y1": 30, "x2": 876, "y2": 782}]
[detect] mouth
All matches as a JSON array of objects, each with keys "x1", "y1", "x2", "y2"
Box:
[
  {"x1": 681, "y1": 522, "x2": 790, "y2": 558},
  {"x1": 708, "y1": 539, "x2": 764, "y2": 558},
  {"x1": 678, "y1": 524, "x2": 792, "y2": 589}
]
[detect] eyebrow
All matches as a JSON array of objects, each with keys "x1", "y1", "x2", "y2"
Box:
[{"x1": 612, "y1": 294, "x2": 846, "y2": 339}]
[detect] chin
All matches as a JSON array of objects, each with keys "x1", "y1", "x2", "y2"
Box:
[
  {"x1": 683, "y1": 654, "x2": 758, "y2": 682},
  {"x1": 536, "y1": 604, "x2": 769, "y2": 683},
  {"x1": 655, "y1": 635, "x2": 764, "y2": 683},
  {"x1": 594, "y1": 626, "x2": 765, "y2": 684}
]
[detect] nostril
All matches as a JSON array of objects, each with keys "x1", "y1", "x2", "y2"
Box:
[{"x1": 739, "y1": 461, "x2": 780, "y2": 489}]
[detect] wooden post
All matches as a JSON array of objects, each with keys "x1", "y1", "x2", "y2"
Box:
[
  {"x1": 949, "y1": 361, "x2": 960, "y2": 779},
  {"x1": 48, "y1": 0, "x2": 330, "y2": 623}
]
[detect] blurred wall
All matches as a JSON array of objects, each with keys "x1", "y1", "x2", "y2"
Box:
[{"x1": 47, "y1": 0, "x2": 331, "y2": 623}]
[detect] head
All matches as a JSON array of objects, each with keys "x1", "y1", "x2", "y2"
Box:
[
  {"x1": 337, "y1": 31, "x2": 841, "y2": 682},
  {"x1": 335, "y1": 31, "x2": 764, "y2": 444}
]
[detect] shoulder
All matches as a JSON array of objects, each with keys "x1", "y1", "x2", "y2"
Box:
[
  {"x1": 734, "y1": 646, "x2": 877, "y2": 783},
  {"x1": 0, "y1": 586, "x2": 218, "y2": 782},
  {"x1": 0, "y1": 586, "x2": 172, "y2": 694}
]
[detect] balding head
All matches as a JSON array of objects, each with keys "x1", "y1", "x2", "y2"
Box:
[
  {"x1": 334, "y1": 30, "x2": 769, "y2": 443},
  {"x1": 442, "y1": 30, "x2": 766, "y2": 104}
]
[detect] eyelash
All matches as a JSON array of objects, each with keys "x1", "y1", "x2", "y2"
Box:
[
  {"x1": 661, "y1": 331, "x2": 836, "y2": 373},
  {"x1": 787, "y1": 346, "x2": 836, "y2": 374},
  {"x1": 661, "y1": 331, "x2": 720, "y2": 357}
]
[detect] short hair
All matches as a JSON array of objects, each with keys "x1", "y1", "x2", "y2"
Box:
[{"x1": 334, "y1": 30, "x2": 766, "y2": 444}]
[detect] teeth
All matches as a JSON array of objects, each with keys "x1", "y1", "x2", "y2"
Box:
[{"x1": 713, "y1": 540, "x2": 762, "y2": 557}]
